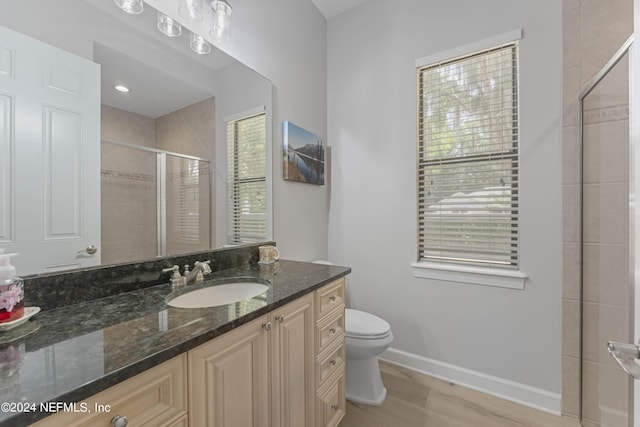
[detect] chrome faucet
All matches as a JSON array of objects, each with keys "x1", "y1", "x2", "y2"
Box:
[
  {"x1": 184, "y1": 260, "x2": 212, "y2": 285},
  {"x1": 162, "y1": 260, "x2": 212, "y2": 288}
]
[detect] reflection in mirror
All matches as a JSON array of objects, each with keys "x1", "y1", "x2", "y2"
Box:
[{"x1": 0, "y1": 0, "x2": 272, "y2": 275}]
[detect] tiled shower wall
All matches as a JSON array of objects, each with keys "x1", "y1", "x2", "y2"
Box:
[
  {"x1": 101, "y1": 106, "x2": 158, "y2": 265},
  {"x1": 100, "y1": 99, "x2": 214, "y2": 265},
  {"x1": 562, "y1": 0, "x2": 633, "y2": 421}
]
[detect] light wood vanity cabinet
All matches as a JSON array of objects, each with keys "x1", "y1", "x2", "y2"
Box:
[
  {"x1": 30, "y1": 278, "x2": 346, "y2": 427},
  {"x1": 31, "y1": 354, "x2": 188, "y2": 427},
  {"x1": 314, "y1": 279, "x2": 346, "y2": 427},
  {"x1": 189, "y1": 278, "x2": 346, "y2": 427},
  {"x1": 189, "y1": 293, "x2": 316, "y2": 427}
]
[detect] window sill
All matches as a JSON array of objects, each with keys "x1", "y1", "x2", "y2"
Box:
[{"x1": 411, "y1": 261, "x2": 527, "y2": 290}]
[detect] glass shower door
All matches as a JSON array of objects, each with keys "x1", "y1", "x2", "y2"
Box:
[
  {"x1": 165, "y1": 155, "x2": 211, "y2": 256},
  {"x1": 580, "y1": 43, "x2": 632, "y2": 427}
]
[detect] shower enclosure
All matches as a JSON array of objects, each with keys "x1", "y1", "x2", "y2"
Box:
[
  {"x1": 101, "y1": 139, "x2": 211, "y2": 265},
  {"x1": 579, "y1": 36, "x2": 633, "y2": 427}
]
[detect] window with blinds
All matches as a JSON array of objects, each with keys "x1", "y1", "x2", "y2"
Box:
[
  {"x1": 227, "y1": 112, "x2": 267, "y2": 244},
  {"x1": 417, "y1": 42, "x2": 519, "y2": 269}
]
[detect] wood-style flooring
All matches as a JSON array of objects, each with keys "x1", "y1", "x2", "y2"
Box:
[{"x1": 339, "y1": 361, "x2": 581, "y2": 427}]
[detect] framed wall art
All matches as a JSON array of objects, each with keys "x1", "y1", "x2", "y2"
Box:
[{"x1": 283, "y1": 121, "x2": 325, "y2": 185}]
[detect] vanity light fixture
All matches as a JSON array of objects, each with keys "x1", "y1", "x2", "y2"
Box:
[
  {"x1": 179, "y1": 0, "x2": 204, "y2": 23},
  {"x1": 190, "y1": 33, "x2": 212, "y2": 55},
  {"x1": 114, "y1": 85, "x2": 131, "y2": 93},
  {"x1": 210, "y1": 0, "x2": 232, "y2": 43},
  {"x1": 114, "y1": 0, "x2": 144, "y2": 14},
  {"x1": 157, "y1": 11, "x2": 183, "y2": 37}
]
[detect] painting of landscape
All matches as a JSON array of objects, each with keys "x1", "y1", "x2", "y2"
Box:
[{"x1": 283, "y1": 121, "x2": 325, "y2": 185}]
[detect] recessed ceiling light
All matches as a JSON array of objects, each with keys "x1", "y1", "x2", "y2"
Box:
[{"x1": 114, "y1": 85, "x2": 130, "y2": 93}]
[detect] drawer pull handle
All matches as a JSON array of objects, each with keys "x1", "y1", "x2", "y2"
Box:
[
  {"x1": 262, "y1": 322, "x2": 272, "y2": 331},
  {"x1": 111, "y1": 415, "x2": 128, "y2": 427},
  {"x1": 329, "y1": 328, "x2": 336, "y2": 334},
  {"x1": 275, "y1": 315, "x2": 285, "y2": 323},
  {"x1": 329, "y1": 296, "x2": 337, "y2": 302},
  {"x1": 330, "y1": 359, "x2": 337, "y2": 366},
  {"x1": 331, "y1": 404, "x2": 339, "y2": 411}
]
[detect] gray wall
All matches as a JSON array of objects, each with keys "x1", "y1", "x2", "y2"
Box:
[{"x1": 326, "y1": 0, "x2": 563, "y2": 412}]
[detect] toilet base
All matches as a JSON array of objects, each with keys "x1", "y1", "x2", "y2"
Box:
[{"x1": 345, "y1": 356, "x2": 387, "y2": 406}]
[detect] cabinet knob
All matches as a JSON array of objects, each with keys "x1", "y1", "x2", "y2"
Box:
[
  {"x1": 275, "y1": 315, "x2": 285, "y2": 323},
  {"x1": 262, "y1": 321, "x2": 272, "y2": 331},
  {"x1": 330, "y1": 359, "x2": 337, "y2": 366},
  {"x1": 329, "y1": 296, "x2": 337, "y2": 302},
  {"x1": 111, "y1": 415, "x2": 128, "y2": 427},
  {"x1": 329, "y1": 328, "x2": 337, "y2": 334},
  {"x1": 331, "y1": 404, "x2": 339, "y2": 411}
]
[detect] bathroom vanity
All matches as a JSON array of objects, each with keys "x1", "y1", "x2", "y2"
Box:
[{"x1": 0, "y1": 253, "x2": 349, "y2": 427}]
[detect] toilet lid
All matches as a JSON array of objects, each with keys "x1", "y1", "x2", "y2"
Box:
[{"x1": 345, "y1": 309, "x2": 391, "y2": 339}]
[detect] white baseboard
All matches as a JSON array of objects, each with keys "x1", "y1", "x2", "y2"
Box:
[{"x1": 379, "y1": 347, "x2": 562, "y2": 415}]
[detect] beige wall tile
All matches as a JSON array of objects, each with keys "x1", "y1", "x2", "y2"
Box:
[
  {"x1": 563, "y1": 65, "x2": 580, "y2": 107},
  {"x1": 563, "y1": 243, "x2": 581, "y2": 300},
  {"x1": 563, "y1": 98, "x2": 580, "y2": 128},
  {"x1": 563, "y1": 7, "x2": 581, "y2": 69},
  {"x1": 155, "y1": 97, "x2": 215, "y2": 160},
  {"x1": 582, "y1": 243, "x2": 628, "y2": 305},
  {"x1": 583, "y1": 55, "x2": 629, "y2": 110},
  {"x1": 581, "y1": 0, "x2": 633, "y2": 85},
  {"x1": 582, "y1": 119, "x2": 629, "y2": 185},
  {"x1": 582, "y1": 360, "x2": 630, "y2": 425},
  {"x1": 562, "y1": 356, "x2": 580, "y2": 418},
  {"x1": 101, "y1": 104, "x2": 156, "y2": 148},
  {"x1": 582, "y1": 182, "x2": 628, "y2": 244},
  {"x1": 562, "y1": 125, "x2": 580, "y2": 185},
  {"x1": 582, "y1": 302, "x2": 628, "y2": 365},
  {"x1": 562, "y1": 184, "x2": 581, "y2": 243},
  {"x1": 563, "y1": 299, "x2": 581, "y2": 358}
]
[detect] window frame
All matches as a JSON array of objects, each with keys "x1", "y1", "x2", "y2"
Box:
[{"x1": 412, "y1": 30, "x2": 527, "y2": 290}]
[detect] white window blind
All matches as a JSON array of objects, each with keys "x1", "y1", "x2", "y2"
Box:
[
  {"x1": 417, "y1": 42, "x2": 519, "y2": 269},
  {"x1": 227, "y1": 112, "x2": 267, "y2": 244},
  {"x1": 175, "y1": 158, "x2": 205, "y2": 242}
]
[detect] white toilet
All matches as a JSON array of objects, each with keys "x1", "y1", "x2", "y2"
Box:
[
  {"x1": 312, "y1": 260, "x2": 393, "y2": 405},
  {"x1": 344, "y1": 308, "x2": 393, "y2": 405}
]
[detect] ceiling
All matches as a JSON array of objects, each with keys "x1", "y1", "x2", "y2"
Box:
[{"x1": 312, "y1": 0, "x2": 372, "y2": 20}]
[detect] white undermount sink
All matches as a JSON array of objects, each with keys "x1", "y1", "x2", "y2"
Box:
[{"x1": 167, "y1": 282, "x2": 269, "y2": 308}]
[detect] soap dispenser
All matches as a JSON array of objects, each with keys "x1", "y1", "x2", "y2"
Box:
[{"x1": 0, "y1": 250, "x2": 24, "y2": 323}]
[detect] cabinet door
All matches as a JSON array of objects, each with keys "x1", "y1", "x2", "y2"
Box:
[
  {"x1": 271, "y1": 294, "x2": 315, "y2": 427},
  {"x1": 31, "y1": 355, "x2": 188, "y2": 427},
  {"x1": 189, "y1": 315, "x2": 270, "y2": 427}
]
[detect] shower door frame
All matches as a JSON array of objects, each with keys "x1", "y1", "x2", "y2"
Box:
[
  {"x1": 579, "y1": 34, "x2": 635, "y2": 426},
  {"x1": 102, "y1": 138, "x2": 213, "y2": 258}
]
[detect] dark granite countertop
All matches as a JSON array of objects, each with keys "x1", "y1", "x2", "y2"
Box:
[{"x1": 0, "y1": 260, "x2": 350, "y2": 426}]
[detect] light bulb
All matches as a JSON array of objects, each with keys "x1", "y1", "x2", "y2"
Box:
[
  {"x1": 190, "y1": 33, "x2": 211, "y2": 55},
  {"x1": 179, "y1": 0, "x2": 204, "y2": 23},
  {"x1": 157, "y1": 12, "x2": 182, "y2": 37},
  {"x1": 114, "y1": 0, "x2": 143, "y2": 14}
]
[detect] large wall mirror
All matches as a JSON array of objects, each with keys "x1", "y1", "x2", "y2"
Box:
[{"x1": 0, "y1": 0, "x2": 273, "y2": 275}]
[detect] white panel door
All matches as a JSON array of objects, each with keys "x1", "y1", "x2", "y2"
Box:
[{"x1": 0, "y1": 24, "x2": 100, "y2": 274}]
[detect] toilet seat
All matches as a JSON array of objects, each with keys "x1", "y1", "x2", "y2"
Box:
[{"x1": 345, "y1": 309, "x2": 391, "y2": 340}]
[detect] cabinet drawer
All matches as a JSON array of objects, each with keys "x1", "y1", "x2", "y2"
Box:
[
  {"x1": 31, "y1": 355, "x2": 188, "y2": 427},
  {"x1": 315, "y1": 278, "x2": 345, "y2": 321},
  {"x1": 316, "y1": 305, "x2": 345, "y2": 354},
  {"x1": 317, "y1": 339, "x2": 345, "y2": 389},
  {"x1": 316, "y1": 370, "x2": 346, "y2": 427}
]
